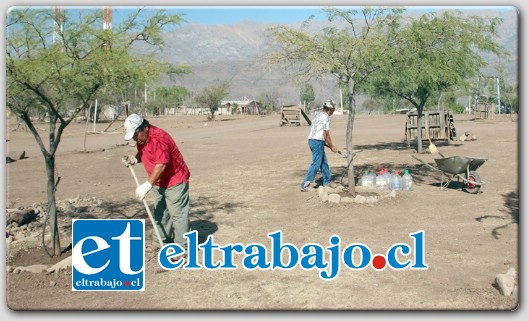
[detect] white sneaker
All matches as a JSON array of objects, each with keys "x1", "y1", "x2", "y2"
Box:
[{"x1": 300, "y1": 181, "x2": 311, "y2": 192}]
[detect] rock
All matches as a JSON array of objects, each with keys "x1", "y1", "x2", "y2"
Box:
[
  {"x1": 460, "y1": 132, "x2": 477, "y2": 141},
  {"x1": 505, "y1": 267, "x2": 517, "y2": 279},
  {"x1": 341, "y1": 197, "x2": 355, "y2": 203},
  {"x1": 9, "y1": 235, "x2": 40, "y2": 249},
  {"x1": 355, "y1": 186, "x2": 375, "y2": 193},
  {"x1": 49, "y1": 281, "x2": 57, "y2": 287},
  {"x1": 27, "y1": 221, "x2": 39, "y2": 229},
  {"x1": 318, "y1": 186, "x2": 329, "y2": 202},
  {"x1": 63, "y1": 204, "x2": 77, "y2": 217},
  {"x1": 13, "y1": 265, "x2": 49, "y2": 274},
  {"x1": 366, "y1": 196, "x2": 379, "y2": 204},
  {"x1": 354, "y1": 195, "x2": 367, "y2": 204},
  {"x1": 47, "y1": 256, "x2": 72, "y2": 274},
  {"x1": 495, "y1": 273, "x2": 516, "y2": 296},
  {"x1": 9, "y1": 209, "x2": 37, "y2": 226},
  {"x1": 328, "y1": 194, "x2": 341, "y2": 204}
]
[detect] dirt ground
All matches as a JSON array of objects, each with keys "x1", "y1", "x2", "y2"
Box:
[{"x1": 4, "y1": 112, "x2": 519, "y2": 310}]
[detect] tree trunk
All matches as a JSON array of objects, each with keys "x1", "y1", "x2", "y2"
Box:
[
  {"x1": 416, "y1": 111, "x2": 424, "y2": 154},
  {"x1": 17, "y1": 111, "x2": 63, "y2": 257},
  {"x1": 346, "y1": 82, "x2": 357, "y2": 197},
  {"x1": 416, "y1": 102, "x2": 426, "y2": 153},
  {"x1": 45, "y1": 154, "x2": 62, "y2": 257}
]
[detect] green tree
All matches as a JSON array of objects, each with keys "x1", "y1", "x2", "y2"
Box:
[
  {"x1": 6, "y1": 8, "x2": 186, "y2": 257},
  {"x1": 266, "y1": 7, "x2": 403, "y2": 196},
  {"x1": 367, "y1": 10, "x2": 507, "y2": 153},
  {"x1": 502, "y1": 84, "x2": 518, "y2": 114},
  {"x1": 300, "y1": 83, "x2": 315, "y2": 111},
  {"x1": 194, "y1": 81, "x2": 230, "y2": 120},
  {"x1": 147, "y1": 85, "x2": 190, "y2": 115},
  {"x1": 231, "y1": 103, "x2": 240, "y2": 115},
  {"x1": 361, "y1": 98, "x2": 383, "y2": 114},
  {"x1": 443, "y1": 91, "x2": 466, "y2": 114}
]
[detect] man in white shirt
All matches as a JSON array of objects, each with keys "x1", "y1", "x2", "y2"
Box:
[{"x1": 300, "y1": 100, "x2": 338, "y2": 191}]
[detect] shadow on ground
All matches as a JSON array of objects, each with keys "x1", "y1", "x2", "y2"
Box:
[
  {"x1": 190, "y1": 195, "x2": 248, "y2": 244},
  {"x1": 475, "y1": 190, "x2": 519, "y2": 239},
  {"x1": 353, "y1": 140, "x2": 470, "y2": 154}
]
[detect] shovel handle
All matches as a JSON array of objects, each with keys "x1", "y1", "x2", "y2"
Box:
[
  {"x1": 128, "y1": 165, "x2": 164, "y2": 248},
  {"x1": 129, "y1": 164, "x2": 141, "y2": 186}
]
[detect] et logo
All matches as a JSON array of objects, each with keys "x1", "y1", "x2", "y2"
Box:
[{"x1": 72, "y1": 219, "x2": 145, "y2": 291}]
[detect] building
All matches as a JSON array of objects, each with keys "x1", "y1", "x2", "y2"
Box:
[{"x1": 221, "y1": 97, "x2": 263, "y2": 115}]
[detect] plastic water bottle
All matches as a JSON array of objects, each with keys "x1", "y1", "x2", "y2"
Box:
[
  {"x1": 383, "y1": 170, "x2": 391, "y2": 189},
  {"x1": 387, "y1": 169, "x2": 395, "y2": 188},
  {"x1": 402, "y1": 169, "x2": 413, "y2": 191},
  {"x1": 390, "y1": 170, "x2": 403, "y2": 191},
  {"x1": 369, "y1": 169, "x2": 376, "y2": 188},
  {"x1": 360, "y1": 170, "x2": 370, "y2": 187},
  {"x1": 376, "y1": 169, "x2": 388, "y2": 190}
]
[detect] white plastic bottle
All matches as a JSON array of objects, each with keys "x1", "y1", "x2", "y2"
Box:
[
  {"x1": 369, "y1": 169, "x2": 376, "y2": 188},
  {"x1": 402, "y1": 169, "x2": 413, "y2": 191},
  {"x1": 383, "y1": 170, "x2": 391, "y2": 190},
  {"x1": 390, "y1": 170, "x2": 403, "y2": 191},
  {"x1": 376, "y1": 169, "x2": 388, "y2": 190},
  {"x1": 361, "y1": 170, "x2": 370, "y2": 187}
]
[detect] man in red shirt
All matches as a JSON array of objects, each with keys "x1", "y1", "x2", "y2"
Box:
[{"x1": 121, "y1": 114, "x2": 190, "y2": 258}]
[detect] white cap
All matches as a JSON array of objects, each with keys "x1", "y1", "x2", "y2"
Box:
[
  {"x1": 124, "y1": 114, "x2": 144, "y2": 140},
  {"x1": 323, "y1": 100, "x2": 336, "y2": 108}
]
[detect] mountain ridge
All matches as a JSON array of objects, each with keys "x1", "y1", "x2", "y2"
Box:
[{"x1": 144, "y1": 10, "x2": 518, "y2": 105}]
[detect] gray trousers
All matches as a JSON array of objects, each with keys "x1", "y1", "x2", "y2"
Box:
[{"x1": 152, "y1": 182, "x2": 190, "y2": 250}]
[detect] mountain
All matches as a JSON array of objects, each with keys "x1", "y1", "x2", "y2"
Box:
[{"x1": 141, "y1": 9, "x2": 519, "y2": 105}]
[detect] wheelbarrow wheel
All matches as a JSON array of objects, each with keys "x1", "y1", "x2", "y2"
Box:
[{"x1": 464, "y1": 171, "x2": 481, "y2": 194}]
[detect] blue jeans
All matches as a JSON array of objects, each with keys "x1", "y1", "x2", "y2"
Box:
[{"x1": 301, "y1": 139, "x2": 331, "y2": 188}]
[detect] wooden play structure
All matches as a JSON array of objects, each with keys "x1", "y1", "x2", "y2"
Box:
[
  {"x1": 280, "y1": 105, "x2": 311, "y2": 126},
  {"x1": 474, "y1": 103, "x2": 494, "y2": 120},
  {"x1": 405, "y1": 111, "x2": 457, "y2": 147}
]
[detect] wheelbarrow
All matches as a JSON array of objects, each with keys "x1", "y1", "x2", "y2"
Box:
[{"x1": 412, "y1": 155, "x2": 488, "y2": 194}]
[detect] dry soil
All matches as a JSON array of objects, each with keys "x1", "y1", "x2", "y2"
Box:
[{"x1": 4, "y1": 112, "x2": 519, "y2": 310}]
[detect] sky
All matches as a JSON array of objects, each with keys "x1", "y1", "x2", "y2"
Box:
[
  {"x1": 109, "y1": 6, "x2": 332, "y2": 25},
  {"x1": 168, "y1": 7, "x2": 329, "y2": 25},
  {"x1": 78, "y1": 5, "x2": 516, "y2": 26}
]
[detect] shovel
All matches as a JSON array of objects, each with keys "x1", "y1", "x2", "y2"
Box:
[
  {"x1": 128, "y1": 165, "x2": 164, "y2": 248},
  {"x1": 325, "y1": 143, "x2": 347, "y2": 158}
]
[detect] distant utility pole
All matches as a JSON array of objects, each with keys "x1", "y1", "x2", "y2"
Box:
[
  {"x1": 52, "y1": 7, "x2": 63, "y2": 44},
  {"x1": 495, "y1": 76, "x2": 501, "y2": 114},
  {"x1": 103, "y1": 7, "x2": 112, "y2": 30},
  {"x1": 94, "y1": 7, "x2": 112, "y2": 131}
]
